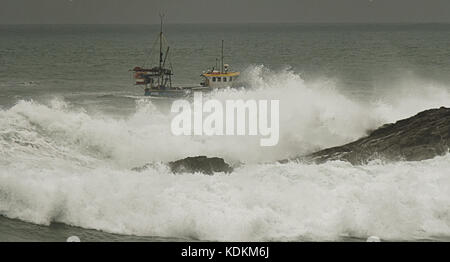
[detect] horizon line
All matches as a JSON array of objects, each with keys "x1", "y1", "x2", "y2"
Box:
[{"x1": 1, "y1": 21, "x2": 450, "y2": 26}]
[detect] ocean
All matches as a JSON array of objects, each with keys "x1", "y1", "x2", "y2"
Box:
[{"x1": 0, "y1": 23, "x2": 450, "y2": 242}]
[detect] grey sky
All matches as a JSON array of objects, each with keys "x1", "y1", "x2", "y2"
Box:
[{"x1": 1, "y1": 0, "x2": 449, "y2": 24}]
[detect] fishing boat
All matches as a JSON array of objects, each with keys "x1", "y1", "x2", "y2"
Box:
[
  {"x1": 200, "y1": 40, "x2": 240, "y2": 89},
  {"x1": 131, "y1": 15, "x2": 196, "y2": 98}
]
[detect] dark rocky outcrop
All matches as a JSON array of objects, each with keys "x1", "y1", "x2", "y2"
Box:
[
  {"x1": 132, "y1": 156, "x2": 233, "y2": 175},
  {"x1": 303, "y1": 107, "x2": 450, "y2": 165},
  {"x1": 168, "y1": 156, "x2": 233, "y2": 175}
]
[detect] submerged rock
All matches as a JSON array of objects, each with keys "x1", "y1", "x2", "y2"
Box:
[
  {"x1": 168, "y1": 156, "x2": 233, "y2": 175},
  {"x1": 131, "y1": 162, "x2": 167, "y2": 172},
  {"x1": 304, "y1": 107, "x2": 450, "y2": 165},
  {"x1": 131, "y1": 156, "x2": 233, "y2": 175}
]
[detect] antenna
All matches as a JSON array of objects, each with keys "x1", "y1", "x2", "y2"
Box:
[{"x1": 159, "y1": 13, "x2": 164, "y2": 34}]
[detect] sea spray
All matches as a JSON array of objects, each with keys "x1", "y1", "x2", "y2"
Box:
[
  {"x1": 3, "y1": 67, "x2": 450, "y2": 165},
  {"x1": 1, "y1": 66, "x2": 450, "y2": 241}
]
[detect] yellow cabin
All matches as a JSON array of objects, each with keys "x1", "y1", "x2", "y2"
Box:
[{"x1": 200, "y1": 41, "x2": 240, "y2": 89}]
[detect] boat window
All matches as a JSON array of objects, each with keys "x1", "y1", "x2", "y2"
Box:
[
  {"x1": 218, "y1": 77, "x2": 221, "y2": 82},
  {"x1": 212, "y1": 77, "x2": 216, "y2": 82},
  {"x1": 223, "y1": 77, "x2": 227, "y2": 82}
]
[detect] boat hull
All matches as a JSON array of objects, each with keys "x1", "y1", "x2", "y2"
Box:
[{"x1": 143, "y1": 86, "x2": 213, "y2": 98}]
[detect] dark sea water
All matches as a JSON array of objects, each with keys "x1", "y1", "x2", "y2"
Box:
[{"x1": 1, "y1": 24, "x2": 450, "y2": 242}]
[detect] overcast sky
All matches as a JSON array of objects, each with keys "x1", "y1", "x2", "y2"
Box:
[{"x1": 1, "y1": 0, "x2": 449, "y2": 24}]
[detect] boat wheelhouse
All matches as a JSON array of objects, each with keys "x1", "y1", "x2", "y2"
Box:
[{"x1": 201, "y1": 40, "x2": 240, "y2": 89}]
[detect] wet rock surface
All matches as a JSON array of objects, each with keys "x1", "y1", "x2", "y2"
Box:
[
  {"x1": 168, "y1": 156, "x2": 233, "y2": 175},
  {"x1": 304, "y1": 107, "x2": 450, "y2": 165}
]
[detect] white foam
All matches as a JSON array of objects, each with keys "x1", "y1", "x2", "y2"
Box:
[
  {"x1": 67, "y1": 236, "x2": 81, "y2": 242},
  {"x1": 1, "y1": 66, "x2": 450, "y2": 241},
  {"x1": 1, "y1": 156, "x2": 449, "y2": 241},
  {"x1": 367, "y1": 236, "x2": 381, "y2": 242}
]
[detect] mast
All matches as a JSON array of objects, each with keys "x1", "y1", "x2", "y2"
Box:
[
  {"x1": 221, "y1": 40, "x2": 224, "y2": 73},
  {"x1": 159, "y1": 13, "x2": 164, "y2": 86},
  {"x1": 163, "y1": 46, "x2": 170, "y2": 87},
  {"x1": 159, "y1": 13, "x2": 164, "y2": 70}
]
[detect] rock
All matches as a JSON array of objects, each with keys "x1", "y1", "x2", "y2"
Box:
[
  {"x1": 168, "y1": 156, "x2": 233, "y2": 175},
  {"x1": 304, "y1": 107, "x2": 450, "y2": 165}
]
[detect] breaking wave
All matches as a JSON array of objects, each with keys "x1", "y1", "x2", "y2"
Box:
[{"x1": 1, "y1": 66, "x2": 450, "y2": 241}]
